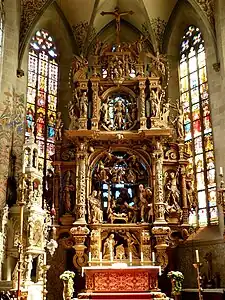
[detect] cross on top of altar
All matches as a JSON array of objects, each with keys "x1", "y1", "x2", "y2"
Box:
[{"x1": 100, "y1": 7, "x2": 134, "y2": 44}]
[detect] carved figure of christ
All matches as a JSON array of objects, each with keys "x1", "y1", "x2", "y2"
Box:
[{"x1": 101, "y1": 7, "x2": 134, "y2": 43}]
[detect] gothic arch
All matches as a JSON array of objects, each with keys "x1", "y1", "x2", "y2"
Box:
[
  {"x1": 18, "y1": 1, "x2": 78, "y2": 69},
  {"x1": 87, "y1": 147, "x2": 152, "y2": 197},
  {"x1": 164, "y1": 0, "x2": 218, "y2": 64}
]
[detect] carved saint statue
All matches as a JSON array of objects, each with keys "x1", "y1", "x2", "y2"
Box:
[
  {"x1": 89, "y1": 190, "x2": 103, "y2": 223},
  {"x1": 172, "y1": 101, "x2": 184, "y2": 139},
  {"x1": 79, "y1": 92, "x2": 88, "y2": 118},
  {"x1": 151, "y1": 90, "x2": 160, "y2": 118},
  {"x1": 103, "y1": 233, "x2": 117, "y2": 259},
  {"x1": 164, "y1": 170, "x2": 181, "y2": 214},
  {"x1": 114, "y1": 100, "x2": 125, "y2": 129},
  {"x1": 55, "y1": 112, "x2": 63, "y2": 141},
  {"x1": 139, "y1": 184, "x2": 152, "y2": 223},
  {"x1": 186, "y1": 180, "x2": 197, "y2": 209}
]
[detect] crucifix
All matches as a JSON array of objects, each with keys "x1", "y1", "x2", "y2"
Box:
[{"x1": 101, "y1": 7, "x2": 134, "y2": 44}]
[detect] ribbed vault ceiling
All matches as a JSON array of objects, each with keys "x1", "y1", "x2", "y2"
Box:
[{"x1": 56, "y1": 0, "x2": 178, "y2": 52}]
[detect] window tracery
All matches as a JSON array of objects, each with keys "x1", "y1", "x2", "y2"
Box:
[
  {"x1": 26, "y1": 29, "x2": 58, "y2": 175},
  {"x1": 179, "y1": 25, "x2": 217, "y2": 226}
]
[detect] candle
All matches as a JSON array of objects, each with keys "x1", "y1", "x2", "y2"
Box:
[
  {"x1": 99, "y1": 252, "x2": 102, "y2": 265},
  {"x1": 152, "y1": 252, "x2": 155, "y2": 263},
  {"x1": 88, "y1": 252, "x2": 91, "y2": 262},
  {"x1": 43, "y1": 252, "x2": 47, "y2": 265},
  {"x1": 110, "y1": 250, "x2": 113, "y2": 262},
  {"x1": 129, "y1": 252, "x2": 132, "y2": 264},
  {"x1": 140, "y1": 251, "x2": 144, "y2": 262},
  {"x1": 195, "y1": 249, "x2": 199, "y2": 263},
  {"x1": 220, "y1": 167, "x2": 223, "y2": 176}
]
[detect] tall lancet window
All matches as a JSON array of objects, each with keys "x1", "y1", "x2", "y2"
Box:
[
  {"x1": 26, "y1": 29, "x2": 58, "y2": 175},
  {"x1": 179, "y1": 25, "x2": 217, "y2": 227}
]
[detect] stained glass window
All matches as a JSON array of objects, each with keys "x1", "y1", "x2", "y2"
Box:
[
  {"x1": 179, "y1": 25, "x2": 217, "y2": 227},
  {"x1": 26, "y1": 29, "x2": 58, "y2": 176}
]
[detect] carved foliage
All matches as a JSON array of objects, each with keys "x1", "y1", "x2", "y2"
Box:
[{"x1": 20, "y1": 0, "x2": 48, "y2": 47}]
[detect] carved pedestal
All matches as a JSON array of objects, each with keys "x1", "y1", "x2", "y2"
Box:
[{"x1": 70, "y1": 226, "x2": 89, "y2": 270}]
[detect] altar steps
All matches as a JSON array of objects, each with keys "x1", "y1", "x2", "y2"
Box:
[{"x1": 78, "y1": 292, "x2": 169, "y2": 299}]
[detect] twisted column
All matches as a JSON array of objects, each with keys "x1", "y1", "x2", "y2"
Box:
[{"x1": 138, "y1": 80, "x2": 147, "y2": 130}]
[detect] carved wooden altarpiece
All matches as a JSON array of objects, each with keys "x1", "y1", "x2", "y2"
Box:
[{"x1": 51, "y1": 23, "x2": 193, "y2": 297}]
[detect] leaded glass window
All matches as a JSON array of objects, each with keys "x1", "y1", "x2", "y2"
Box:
[
  {"x1": 179, "y1": 25, "x2": 217, "y2": 227},
  {"x1": 26, "y1": 29, "x2": 58, "y2": 176}
]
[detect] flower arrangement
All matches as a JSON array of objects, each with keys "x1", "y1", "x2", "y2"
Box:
[
  {"x1": 60, "y1": 270, "x2": 75, "y2": 281},
  {"x1": 60, "y1": 271, "x2": 75, "y2": 300},
  {"x1": 167, "y1": 271, "x2": 184, "y2": 295}
]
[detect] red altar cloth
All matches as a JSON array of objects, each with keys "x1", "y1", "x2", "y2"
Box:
[{"x1": 82, "y1": 265, "x2": 161, "y2": 293}]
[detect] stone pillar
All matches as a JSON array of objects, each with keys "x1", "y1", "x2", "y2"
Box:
[
  {"x1": 74, "y1": 142, "x2": 87, "y2": 225},
  {"x1": 138, "y1": 79, "x2": 147, "y2": 130},
  {"x1": 91, "y1": 79, "x2": 100, "y2": 130}
]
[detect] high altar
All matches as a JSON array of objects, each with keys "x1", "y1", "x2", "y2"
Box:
[
  {"x1": 49, "y1": 7, "x2": 191, "y2": 299},
  {"x1": 45, "y1": 7, "x2": 194, "y2": 299}
]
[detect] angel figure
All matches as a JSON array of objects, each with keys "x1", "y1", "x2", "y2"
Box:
[{"x1": 125, "y1": 232, "x2": 139, "y2": 258}]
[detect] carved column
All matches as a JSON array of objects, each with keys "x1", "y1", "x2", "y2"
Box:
[
  {"x1": 74, "y1": 142, "x2": 87, "y2": 225},
  {"x1": 152, "y1": 143, "x2": 170, "y2": 271},
  {"x1": 153, "y1": 147, "x2": 166, "y2": 225},
  {"x1": 138, "y1": 79, "x2": 147, "y2": 130},
  {"x1": 53, "y1": 164, "x2": 60, "y2": 223},
  {"x1": 78, "y1": 81, "x2": 88, "y2": 130},
  {"x1": 91, "y1": 79, "x2": 100, "y2": 130},
  {"x1": 178, "y1": 143, "x2": 189, "y2": 225}
]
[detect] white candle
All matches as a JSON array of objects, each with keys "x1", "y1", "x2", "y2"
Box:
[
  {"x1": 152, "y1": 252, "x2": 155, "y2": 263},
  {"x1": 99, "y1": 252, "x2": 102, "y2": 264},
  {"x1": 82, "y1": 267, "x2": 84, "y2": 277},
  {"x1": 110, "y1": 250, "x2": 113, "y2": 262},
  {"x1": 129, "y1": 252, "x2": 132, "y2": 264},
  {"x1": 141, "y1": 251, "x2": 144, "y2": 262},
  {"x1": 89, "y1": 252, "x2": 91, "y2": 262},
  {"x1": 195, "y1": 249, "x2": 199, "y2": 263},
  {"x1": 220, "y1": 167, "x2": 223, "y2": 176}
]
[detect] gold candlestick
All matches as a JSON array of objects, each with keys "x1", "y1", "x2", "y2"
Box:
[
  {"x1": 42, "y1": 265, "x2": 50, "y2": 300},
  {"x1": 193, "y1": 262, "x2": 204, "y2": 300}
]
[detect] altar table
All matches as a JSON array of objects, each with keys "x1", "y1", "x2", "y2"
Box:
[
  {"x1": 82, "y1": 265, "x2": 161, "y2": 293},
  {"x1": 79, "y1": 265, "x2": 168, "y2": 299}
]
